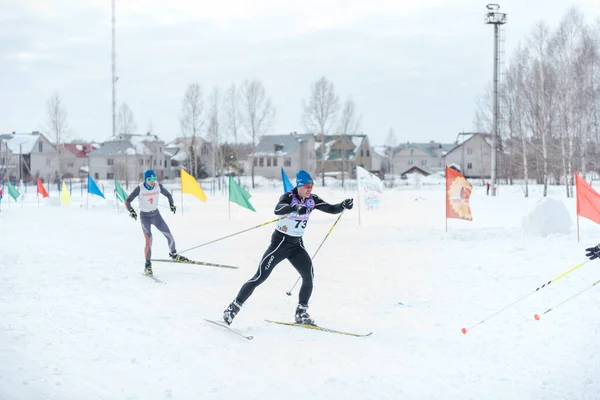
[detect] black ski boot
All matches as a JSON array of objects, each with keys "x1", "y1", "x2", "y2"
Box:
[
  {"x1": 295, "y1": 304, "x2": 316, "y2": 325},
  {"x1": 223, "y1": 300, "x2": 242, "y2": 325},
  {"x1": 169, "y1": 252, "x2": 190, "y2": 263},
  {"x1": 144, "y1": 261, "x2": 153, "y2": 276}
]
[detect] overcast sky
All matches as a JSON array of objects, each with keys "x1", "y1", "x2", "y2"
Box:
[{"x1": 1, "y1": 0, "x2": 599, "y2": 146}]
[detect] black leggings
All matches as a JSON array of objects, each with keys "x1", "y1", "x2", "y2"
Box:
[{"x1": 235, "y1": 230, "x2": 314, "y2": 306}]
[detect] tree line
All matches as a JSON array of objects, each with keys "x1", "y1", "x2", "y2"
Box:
[{"x1": 475, "y1": 7, "x2": 600, "y2": 197}]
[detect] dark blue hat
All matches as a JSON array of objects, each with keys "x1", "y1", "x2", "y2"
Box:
[
  {"x1": 296, "y1": 170, "x2": 313, "y2": 187},
  {"x1": 144, "y1": 169, "x2": 156, "y2": 180}
]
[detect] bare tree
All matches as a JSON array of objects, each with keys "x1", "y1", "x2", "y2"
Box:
[
  {"x1": 46, "y1": 92, "x2": 69, "y2": 180},
  {"x1": 302, "y1": 76, "x2": 340, "y2": 186},
  {"x1": 180, "y1": 83, "x2": 204, "y2": 178},
  {"x1": 206, "y1": 86, "x2": 223, "y2": 188},
  {"x1": 337, "y1": 98, "x2": 361, "y2": 186},
  {"x1": 239, "y1": 79, "x2": 275, "y2": 188},
  {"x1": 117, "y1": 102, "x2": 137, "y2": 135},
  {"x1": 384, "y1": 128, "x2": 398, "y2": 187},
  {"x1": 224, "y1": 83, "x2": 241, "y2": 182}
]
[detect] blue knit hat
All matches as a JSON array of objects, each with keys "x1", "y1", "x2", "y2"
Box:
[
  {"x1": 296, "y1": 170, "x2": 313, "y2": 187},
  {"x1": 144, "y1": 169, "x2": 156, "y2": 180}
]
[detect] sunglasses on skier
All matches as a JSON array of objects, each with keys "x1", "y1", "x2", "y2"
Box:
[{"x1": 146, "y1": 176, "x2": 156, "y2": 183}]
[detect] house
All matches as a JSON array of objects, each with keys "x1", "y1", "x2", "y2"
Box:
[
  {"x1": 442, "y1": 133, "x2": 495, "y2": 179},
  {"x1": 248, "y1": 133, "x2": 316, "y2": 179},
  {"x1": 88, "y1": 133, "x2": 166, "y2": 185},
  {"x1": 59, "y1": 143, "x2": 98, "y2": 179},
  {"x1": 0, "y1": 137, "x2": 16, "y2": 180},
  {"x1": 0, "y1": 132, "x2": 58, "y2": 181},
  {"x1": 370, "y1": 146, "x2": 389, "y2": 176},
  {"x1": 392, "y1": 140, "x2": 454, "y2": 176},
  {"x1": 314, "y1": 134, "x2": 371, "y2": 178},
  {"x1": 165, "y1": 137, "x2": 213, "y2": 179}
]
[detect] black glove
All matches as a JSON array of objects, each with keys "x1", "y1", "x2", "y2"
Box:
[
  {"x1": 170, "y1": 204, "x2": 176, "y2": 214},
  {"x1": 129, "y1": 208, "x2": 137, "y2": 221},
  {"x1": 341, "y1": 198, "x2": 354, "y2": 210},
  {"x1": 585, "y1": 244, "x2": 600, "y2": 260},
  {"x1": 291, "y1": 204, "x2": 308, "y2": 215}
]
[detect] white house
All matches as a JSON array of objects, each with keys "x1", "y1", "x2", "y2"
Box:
[
  {"x1": 442, "y1": 133, "x2": 494, "y2": 179},
  {"x1": 0, "y1": 132, "x2": 58, "y2": 181},
  {"x1": 249, "y1": 133, "x2": 316, "y2": 180},
  {"x1": 392, "y1": 140, "x2": 454, "y2": 176},
  {"x1": 88, "y1": 133, "x2": 167, "y2": 185}
]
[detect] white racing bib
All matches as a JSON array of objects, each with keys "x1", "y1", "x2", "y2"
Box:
[
  {"x1": 275, "y1": 196, "x2": 315, "y2": 237},
  {"x1": 138, "y1": 183, "x2": 160, "y2": 212}
]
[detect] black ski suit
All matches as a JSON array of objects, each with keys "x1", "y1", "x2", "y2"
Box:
[{"x1": 234, "y1": 188, "x2": 344, "y2": 306}]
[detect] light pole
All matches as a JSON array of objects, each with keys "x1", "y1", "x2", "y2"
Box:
[
  {"x1": 111, "y1": 0, "x2": 117, "y2": 139},
  {"x1": 485, "y1": 4, "x2": 506, "y2": 196}
]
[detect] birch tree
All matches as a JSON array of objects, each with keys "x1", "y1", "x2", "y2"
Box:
[
  {"x1": 206, "y1": 86, "x2": 223, "y2": 189},
  {"x1": 384, "y1": 128, "x2": 398, "y2": 187},
  {"x1": 302, "y1": 76, "x2": 339, "y2": 186},
  {"x1": 224, "y1": 83, "x2": 242, "y2": 182},
  {"x1": 46, "y1": 92, "x2": 69, "y2": 180}
]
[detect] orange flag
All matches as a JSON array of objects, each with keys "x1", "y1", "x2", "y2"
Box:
[
  {"x1": 446, "y1": 166, "x2": 473, "y2": 221},
  {"x1": 575, "y1": 172, "x2": 600, "y2": 224},
  {"x1": 37, "y1": 177, "x2": 49, "y2": 198}
]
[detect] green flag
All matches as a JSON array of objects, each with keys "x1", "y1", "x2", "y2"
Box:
[
  {"x1": 114, "y1": 180, "x2": 128, "y2": 203},
  {"x1": 228, "y1": 175, "x2": 255, "y2": 212},
  {"x1": 7, "y1": 181, "x2": 20, "y2": 201}
]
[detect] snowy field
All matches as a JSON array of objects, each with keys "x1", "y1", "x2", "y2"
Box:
[{"x1": 2, "y1": 179, "x2": 600, "y2": 400}]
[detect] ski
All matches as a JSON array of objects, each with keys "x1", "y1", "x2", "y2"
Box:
[
  {"x1": 151, "y1": 259, "x2": 238, "y2": 269},
  {"x1": 265, "y1": 320, "x2": 372, "y2": 338},
  {"x1": 204, "y1": 319, "x2": 254, "y2": 340},
  {"x1": 140, "y1": 273, "x2": 165, "y2": 283}
]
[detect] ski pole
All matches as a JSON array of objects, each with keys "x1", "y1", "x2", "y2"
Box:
[
  {"x1": 286, "y1": 211, "x2": 345, "y2": 296},
  {"x1": 461, "y1": 259, "x2": 590, "y2": 334},
  {"x1": 179, "y1": 216, "x2": 287, "y2": 254},
  {"x1": 534, "y1": 277, "x2": 600, "y2": 320}
]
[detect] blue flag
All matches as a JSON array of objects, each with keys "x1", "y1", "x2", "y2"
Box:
[
  {"x1": 87, "y1": 174, "x2": 105, "y2": 198},
  {"x1": 281, "y1": 168, "x2": 294, "y2": 193}
]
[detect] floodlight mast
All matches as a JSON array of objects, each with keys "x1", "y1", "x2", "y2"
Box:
[{"x1": 484, "y1": 4, "x2": 506, "y2": 196}]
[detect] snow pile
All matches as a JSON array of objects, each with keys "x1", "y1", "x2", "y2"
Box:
[{"x1": 521, "y1": 197, "x2": 572, "y2": 236}]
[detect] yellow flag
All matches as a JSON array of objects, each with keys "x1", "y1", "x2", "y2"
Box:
[
  {"x1": 60, "y1": 181, "x2": 72, "y2": 206},
  {"x1": 180, "y1": 169, "x2": 207, "y2": 202}
]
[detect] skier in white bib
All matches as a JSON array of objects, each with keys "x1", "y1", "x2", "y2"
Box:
[
  {"x1": 124, "y1": 169, "x2": 189, "y2": 275},
  {"x1": 222, "y1": 170, "x2": 353, "y2": 326}
]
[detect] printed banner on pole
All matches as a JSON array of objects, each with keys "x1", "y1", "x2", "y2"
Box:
[
  {"x1": 445, "y1": 166, "x2": 472, "y2": 221},
  {"x1": 356, "y1": 166, "x2": 383, "y2": 211}
]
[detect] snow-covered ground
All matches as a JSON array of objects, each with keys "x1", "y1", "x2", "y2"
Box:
[{"x1": 1, "y1": 180, "x2": 600, "y2": 399}]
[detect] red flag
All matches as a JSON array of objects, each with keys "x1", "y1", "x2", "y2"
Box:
[
  {"x1": 575, "y1": 172, "x2": 600, "y2": 224},
  {"x1": 446, "y1": 166, "x2": 473, "y2": 221},
  {"x1": 37, "y1": 177, "x2": 49, "y2": 198}
]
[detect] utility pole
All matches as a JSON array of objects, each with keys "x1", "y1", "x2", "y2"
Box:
[{"x1": 485, "y1": 4, "x2": 506, "y2": 196}]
